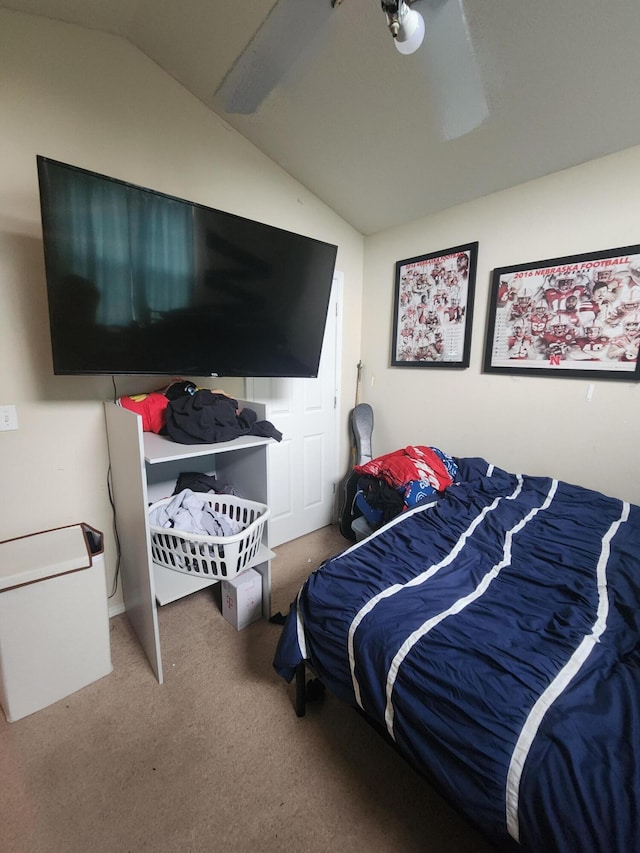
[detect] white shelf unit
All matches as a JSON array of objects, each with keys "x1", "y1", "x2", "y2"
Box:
[{"x1": 104, "y1": 400, "x2": 274, "y2": 683}]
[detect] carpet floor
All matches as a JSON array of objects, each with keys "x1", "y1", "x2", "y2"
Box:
[{"x1": 0, "y1": 524, "x2": 496, "y2": 853}]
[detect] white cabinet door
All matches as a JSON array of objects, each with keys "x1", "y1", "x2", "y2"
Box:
[{"x1": 247, "y1": 273, "x2": 342, "y2": 546}]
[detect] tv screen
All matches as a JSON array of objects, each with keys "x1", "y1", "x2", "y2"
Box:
[{"x1": 36, "y1": 156, "x2": 338, "y2": 377}]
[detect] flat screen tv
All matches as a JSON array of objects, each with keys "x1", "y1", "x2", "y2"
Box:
[{"x1": 36, "y1": 156, "x2": 338, "y2": 377}]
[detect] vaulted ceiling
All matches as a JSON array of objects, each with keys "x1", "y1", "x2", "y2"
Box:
[{"x1": 4, "y1": 0, "x2": 640, "y2": 235}]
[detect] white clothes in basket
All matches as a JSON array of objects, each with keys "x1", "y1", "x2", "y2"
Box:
[{"x1": 149, "y1": 489, "x2": 242, "y2": 537}]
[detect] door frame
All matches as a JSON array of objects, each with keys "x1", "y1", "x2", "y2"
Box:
[{"x1": 245, "y1": 271, "x2": 343, "y2": 542}]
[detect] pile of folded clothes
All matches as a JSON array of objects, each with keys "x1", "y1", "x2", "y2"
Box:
[
  {"x1": 116, "y1": 379, "x2": 198, "y2": 433},
  {"x1": 351, "y1": 445, "x2": 459, "y2": 536},
  {"x1": 116, "y1": 380, "x2": 282, "y2": 445}
]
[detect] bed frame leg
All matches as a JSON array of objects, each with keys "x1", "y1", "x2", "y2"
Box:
[{"x1": 295, "y1": 662, "x2": 306, "y2": 717}]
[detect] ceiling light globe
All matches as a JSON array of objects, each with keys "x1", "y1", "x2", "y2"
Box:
[{"x1": 395, "y1": 9, "x2": 425, "y2": 55}]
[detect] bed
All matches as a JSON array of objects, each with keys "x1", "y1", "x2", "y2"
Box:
[{"x1": 273, "y1": 456, "x2": 640, "y2": 851}]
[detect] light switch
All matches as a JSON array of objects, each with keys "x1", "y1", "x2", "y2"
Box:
[{"x1": 0, "y1": 405, "x2": 18, "y2": 431}]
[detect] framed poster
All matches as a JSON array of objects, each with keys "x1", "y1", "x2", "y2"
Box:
[
  {"x1": 391, "y1": 242, "x2": 478, "y2": 368},
  {"x1": 483, "y1": 245, "x2": 640, "y2": 380}
]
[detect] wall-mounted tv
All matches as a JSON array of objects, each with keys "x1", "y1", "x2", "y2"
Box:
[{"x1": 36, "y1": 156, "x2": 338, "y2": 377}]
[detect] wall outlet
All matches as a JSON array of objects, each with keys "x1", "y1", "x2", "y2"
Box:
[{"x1": 0, "y1": 405, "x2": 18, "y2": 431}]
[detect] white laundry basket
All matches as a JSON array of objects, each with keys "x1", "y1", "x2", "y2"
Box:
[{"x1": 149, "y1": 494, "x2": 269, "y2": 580}]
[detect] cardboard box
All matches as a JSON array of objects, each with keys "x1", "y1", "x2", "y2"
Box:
[{"x1": 221, "y1": 568, "x2": 263, "y2": 630}]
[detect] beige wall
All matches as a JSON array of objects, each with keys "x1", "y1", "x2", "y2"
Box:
[
  {"x1": 2, "y1": 11, "x2": 639, "y2": 619},
  {"x1": 0, "y1": 11, "x2": 364, "y2": 609},
  {"x1": 362, "y1": 147, "x2": 640, "y2": 505}
]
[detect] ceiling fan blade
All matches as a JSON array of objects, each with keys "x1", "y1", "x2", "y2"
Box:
[
  {"x1": 214, "y1": 0, "x2": 335, "y2": 115},
  {"x1": 417, "y1": 0, "x2": 488, "y2": 140}
]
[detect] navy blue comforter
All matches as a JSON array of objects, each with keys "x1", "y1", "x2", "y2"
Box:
[{"x1": 273, "y1": 458, "x2": 640, "y2": 851}]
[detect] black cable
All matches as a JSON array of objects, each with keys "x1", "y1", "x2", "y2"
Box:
[
  {"x1": 107, "y1": 374, "x2": 121, "y2": 598},
  {"x1": 106, "y1": 463, "x2": 121, "y2": 599}
]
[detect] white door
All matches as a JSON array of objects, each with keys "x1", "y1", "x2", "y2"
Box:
[{"x1": 246, "y1": 273, "x2": 342, "y2": 547}]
